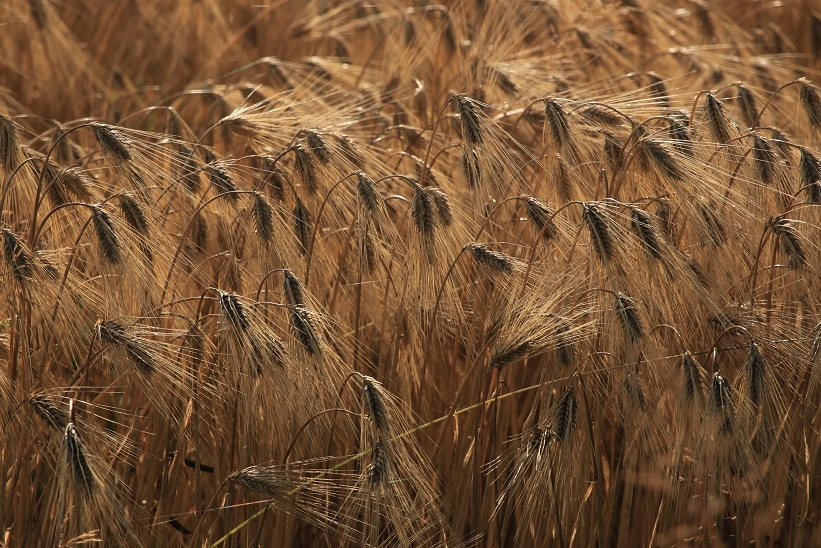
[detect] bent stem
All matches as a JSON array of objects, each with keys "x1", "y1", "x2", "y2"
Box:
[
  {"x1": 418, "y1": 245, "x2": 470, "y2": 402},
  {"x1": 283, "y1": 408, "x2": 360, "y2": 464},
  {"x1": 609, "y1": 116, "x2": 670, "y2": 199},
  {"x1": 418, "y1": 96, "x2": 456, "y2": 187},
  {"x1": 27, "y1": 122, "x2": 96, "y2": 247},
  {"x1": 160, "y1": 190, "x2": 260, "y2": 304},
  {"x1": 519, "y1": 200, "x2": 584, "y2": 296},
  {"x1": 303, "y1": 170, "x2": 361, "y2": 286},
  {"x1": 752, "y1": 79, "x2": 804, "y2": 128}
]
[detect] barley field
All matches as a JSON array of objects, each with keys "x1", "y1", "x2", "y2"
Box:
[{"x1": 1, "y1": 0, "x2": 821, "y2": 546}]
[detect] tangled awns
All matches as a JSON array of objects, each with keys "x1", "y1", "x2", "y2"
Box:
[{"x1": 1, "y1": 0, "x2": 821, "y2": 546}]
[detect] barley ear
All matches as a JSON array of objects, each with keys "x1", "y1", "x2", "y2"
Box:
[
  {"x1": 550, "y1": 386, "x2": 577, "y2": 445},
  {"x1": 582, "y1": 202, "x2": 613, "y2": 262},
  {"x1": 629, "y1": 206, "x2": 664, "y2": 260},
  {"x1": 289, "y1": 305, "x2": 324, "y2": 356},
  {"x1": 752, "y1": 134, "x2": 776, "y2": 185},
  {"x1": 428, "y1": 186, "x2": 453, "y2": 227},
  {"x1": 91, "y1": 206, "x2": 122, "y2": 265},
  {"x1": 293, "y1": 143, "x2": 319, "y2": 193},
  {"x1": 614, "y1": 292, "x2": 643, "y2": 343},
  {"x1": 641, "y1": 139, "x2": 683, "y2": 181},
  {"x1": 206, "y1": 162, "x2": 239, "y2": 199},
  {"x1": 412, "y1": 185, "x2": 437, "y2": 262},
  {"x1": 737, "y1": 84, "x2": 759, "y2": 128},
  {"x1": 708, "y1": 372, "x2": 736, "y2": 436},
  {"x1": 64, "y1": 422, "x2": 95, "y2": 498},
  {"x1": 356, "y1": 172, "x2": 383, "y2": 217},
  {"x1": 368, "y1": 441, "x2": 388, "y2": 486},
  {"x1": 362, "y1": 376, "x2": 389, "y2": 438},
  {"x1": 217, "y1": 290, "x2": 250, "y2": 332},
  {"x1": 545, "y1": 99, "x2": 573, "y2": 149},
  {"x1": 118, "y1": 194, "x2": 150, "y2": 236},
  {"x1": 27, "y1": 393, "x2": 70, "y2": 431},
  {"x1": 468, "y1": 243, "x2": 519, "y2": 274},
  {"x1": 489, "y1": 340, "x2": 532, "y2": 371},
  {"x1": 522, "y1": 196, "x2": 557, "y2": 241},
  {"x1": 772, "y1": 218, "x2": 806, "y2": 270},
  {"x1": 682, "y1": 351, "x2": 705, "y2": 407},
  {"x1": 304, "y1": 129, "x2": 331, "y2": 165},
  {"x1": 252, "y1": 192, "x2": 274, "y2": 243},
  {"x1": 799, "y1": 79, "x2": 821, "y2": 129},
  {"x1": 98, "y1": 320, "x2": 155, "y2": 375},
  {"x1": 293, "y1": 198, "x2": 312, "y2": 255},
  {"x1": 0, "y1": 115, "x2": 19, "y2": 171},
  {"x1": 282, "y1": 268, "x2": 306, "y2": 307},
  {"x1": 454, "y1": 95, "x2": 484, "y2": 147},
  {"x1": 703, "y1": 92, "x2": 732, "y2": 144},
  {"x1": 2, "y1": 228, "x2": 33, "y2": 282},
  {"x1": 91, "y1": 124, "x2": 132, "y2": 164},
  {"x1": 746, "y1": 343, "x2": 766, "y2": 408}
]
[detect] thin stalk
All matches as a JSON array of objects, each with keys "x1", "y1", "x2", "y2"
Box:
[
  {"x1": 27, "y1": 123, "x2": 96, "y2": 247},
  {"x1": 303, "y1": 171, "x2": 360, "y2": 285},
  {"x1": 752, "y1": 79, "x2": 804, "y2": 127},
  {"x1": 417, "y1": 97, "x2": 455, "y2": 187},
  {"x1": 609, "y1": 116, "x2": 670, "y2": 199},
  {"x1": 160, "y1": 190, "x2": 260, "y2": 304}
]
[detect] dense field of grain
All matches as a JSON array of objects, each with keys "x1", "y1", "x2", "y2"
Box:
[{"x1": 1, "y1": 1, "x2": 821, "y2": 546}]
